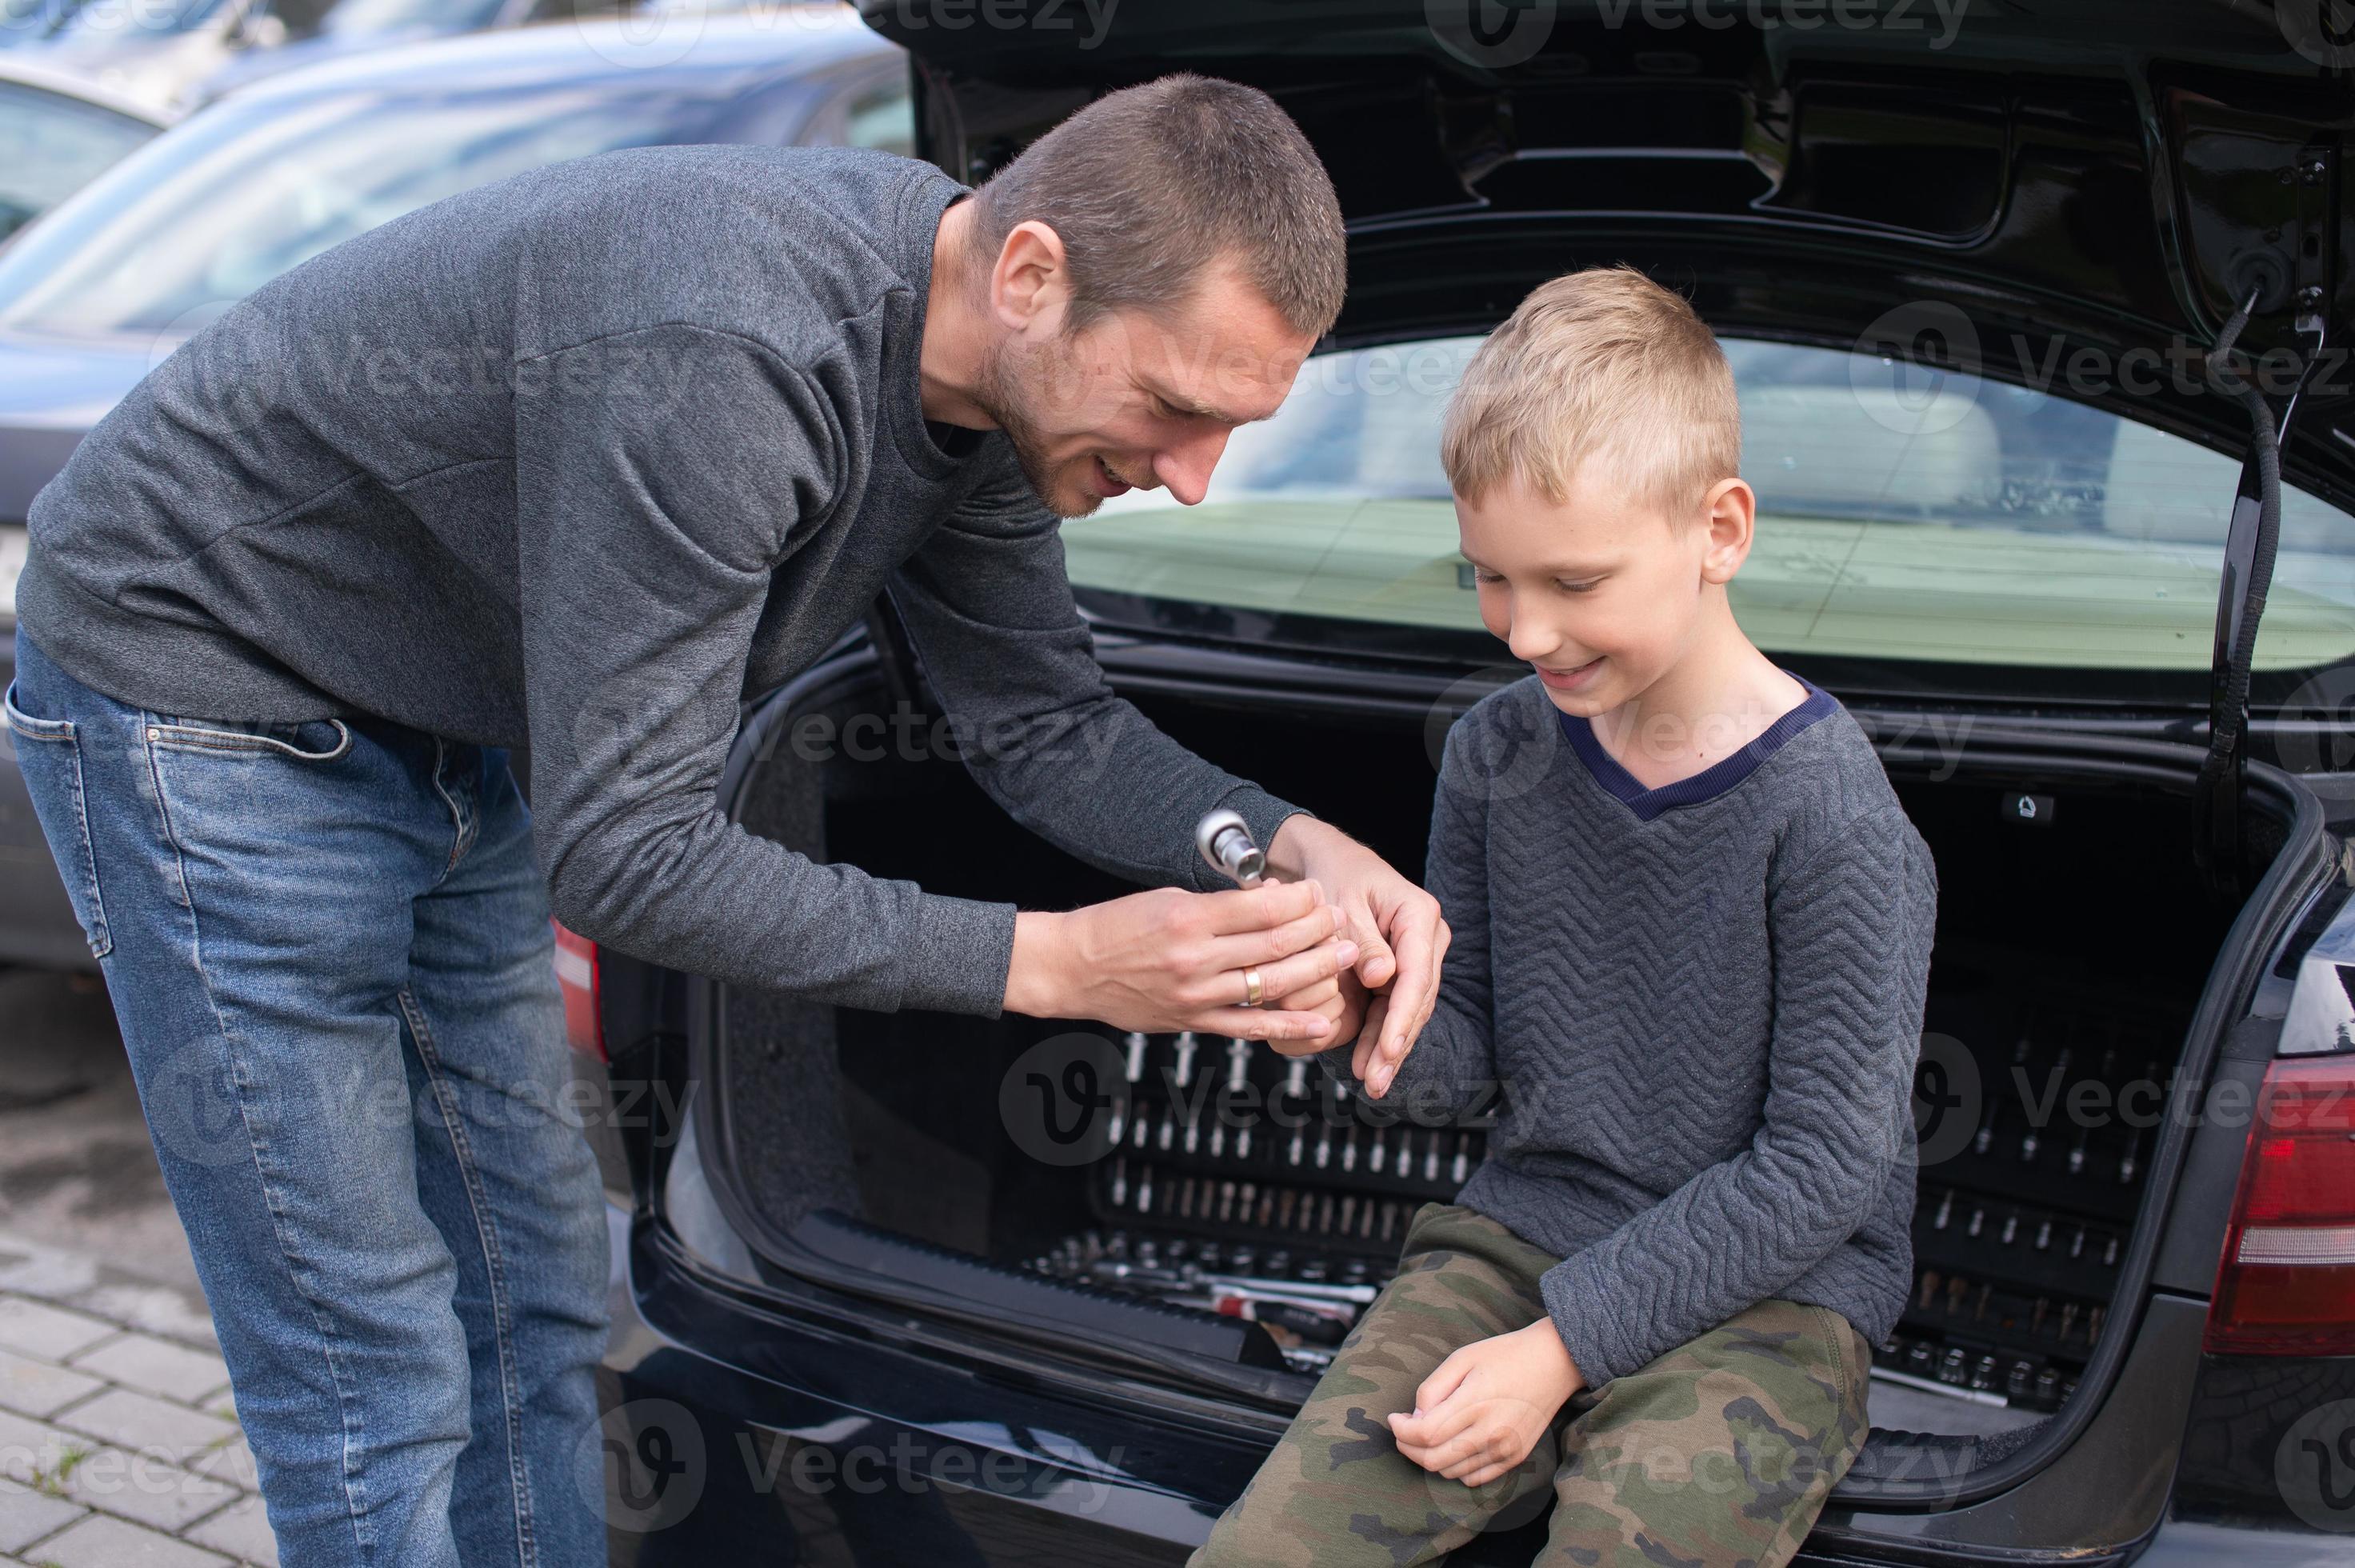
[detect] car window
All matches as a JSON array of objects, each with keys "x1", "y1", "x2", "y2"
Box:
[
  {"x1": 839, "y1": 79, "x2": 910, "y2": 158},
  {"x1": 0, "y1": 79, "x2": 155, "y2": 239},
  {"x1": 1065, "y1": 335, "x2": 2355, "y2": 701},
  {"x1": 0, "y1": 80, "x2": 731, "y2": 337}
]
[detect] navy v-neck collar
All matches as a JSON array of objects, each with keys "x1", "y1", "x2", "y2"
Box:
[{"x1": 1558, "y1": 674, "x2": 1837, "y2": 822}]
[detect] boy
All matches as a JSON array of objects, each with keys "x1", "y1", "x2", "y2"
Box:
[{"x1": 1191, "y1": 267, "x2": 1938, "y2": 1567}]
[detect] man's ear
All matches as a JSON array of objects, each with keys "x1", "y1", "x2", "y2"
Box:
[
  {"x1": 1697, "y1": 478, "x2": 1756, "y2": 585},
  {"x1": 990, "y1": 219, "x2": 1072, "y2": 335}
]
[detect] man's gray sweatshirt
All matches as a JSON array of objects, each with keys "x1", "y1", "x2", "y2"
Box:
[
  {"x1": 1324, "y1": 675, "x2": 1937, "y2": 1386},
  {"x1": 16, "y1": 146, "x2": 1306, "y2": 1014}
]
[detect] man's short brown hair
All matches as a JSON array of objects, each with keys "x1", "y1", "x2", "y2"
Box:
[
  {"x1": 1442, "y1": 266, "x2": 1740, "y2": 516},
  {"x1": 966, "y1": 74, "x2": 1345, "y2": 338}
]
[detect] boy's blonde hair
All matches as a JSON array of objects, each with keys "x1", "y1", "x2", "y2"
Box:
[{"x1": 1441, "y1": 266, "x2": 1740, "y2": 517}]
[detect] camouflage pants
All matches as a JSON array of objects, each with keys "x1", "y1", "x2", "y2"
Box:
[{"x1": 1190, "y1": 1202, "x2": 1873, "y2": 1568}]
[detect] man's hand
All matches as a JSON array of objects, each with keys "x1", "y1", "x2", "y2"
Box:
[
  {"x1": 1265, "y1": 816, "x2": 1447, "y2": 1096},
  {"x1": 1003, "y1": 878, "x2": 1358, "y2": 1043},
  {"x1": 1388, "y1": 1321, "x2": 1584, "y2": 1489}
]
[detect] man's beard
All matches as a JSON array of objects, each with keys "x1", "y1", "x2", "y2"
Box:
[{"x1": 974, "y1": 334, "x2": 1099, "y2": 519}]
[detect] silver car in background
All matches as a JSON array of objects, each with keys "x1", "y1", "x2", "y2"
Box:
[
  {"x1": 0, "y1": 54, "x2": 163, "y2": 240},
  {"x1": 0, "y1": 2, "x2": 909, "y2": 965}
]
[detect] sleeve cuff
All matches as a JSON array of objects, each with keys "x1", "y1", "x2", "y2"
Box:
[
  {"x1": 1540, "y1": 1254, "x2": 1637, "y2": 1390},
  {"x1": 897, "y1": 893, "x2": 1019, "y2": 1018}
]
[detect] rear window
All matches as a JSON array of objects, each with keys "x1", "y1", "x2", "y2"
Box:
[{"x1": 1063, "y1": 336, "x2": 2355, "y2": 706}]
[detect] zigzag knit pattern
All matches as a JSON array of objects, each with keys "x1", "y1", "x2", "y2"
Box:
[{"x1": 1322, "y1": 676, "x2": 1939, "y2": 1386}]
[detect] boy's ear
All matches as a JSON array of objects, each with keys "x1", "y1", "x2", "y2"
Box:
[{"x1": 1697, "y1": 478, "x2": 1756, "y2": 585}]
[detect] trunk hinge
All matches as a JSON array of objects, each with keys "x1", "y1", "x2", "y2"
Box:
[
  {"x1": 2196, "y1": 141, "x2": 2334, "y2": 897},
  {"x1": 2196, "y1": 135, "x2": 2338, "y2": 897}
]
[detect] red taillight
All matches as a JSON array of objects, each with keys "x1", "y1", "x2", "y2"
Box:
[
  {"x1": 2205, "y1": 1054, "x2": 2355, "y2": 1355},
  {"x1": 551, "y1": 919, "x2": 606, "y2": 1063}
]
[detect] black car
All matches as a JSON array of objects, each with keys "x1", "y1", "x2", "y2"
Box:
[{"x1": 576, "y1": 2, "x2": 2355, "y2": 1562}]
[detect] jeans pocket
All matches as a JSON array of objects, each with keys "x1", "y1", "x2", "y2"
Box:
[
  {"x1": 3, "y1": 678, "x2": 112, "y2": 960},
  {"x1": 146, "y1": 715, "x2": 354, "y2": 763}
]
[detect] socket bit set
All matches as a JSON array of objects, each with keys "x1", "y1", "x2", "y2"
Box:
[
  {"x1": 1096, "y1": 1030, "x2": 1485, "y2": 1236},
  {"x1": 1892, "y1": 983, "x2": 2160, "y2": 1410},
  {"x1": 1027, "y1": 999, "x2": 2150, "y2": 1411},
  {"x1": 1018, "y1": 1030, "x2": 1485, "y2": 1371},
  {"x1": 1026, "y1": 1226, "x2": 1390, "y2": 1371}
]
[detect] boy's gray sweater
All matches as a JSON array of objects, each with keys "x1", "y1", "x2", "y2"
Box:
[
  {"x1": 16, "y1": 146, "x2": 1306, "y2": 1016},
  {"x1": 1324, "y1": 675, "x2": 1937, "y2": 1386}
]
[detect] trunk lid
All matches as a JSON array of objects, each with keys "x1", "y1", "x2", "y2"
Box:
[{"x1": 869, "y1": 0, "x2": 2354, "y2": 878}]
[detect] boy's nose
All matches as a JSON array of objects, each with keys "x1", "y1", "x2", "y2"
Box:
[{"x1": 1506, "y1": 620, "x2": 1562, "y2": 666}]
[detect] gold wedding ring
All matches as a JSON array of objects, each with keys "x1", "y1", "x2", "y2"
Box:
[{"x1": 1242, "y1": 966, "x2": 1264, "y2": 1007}]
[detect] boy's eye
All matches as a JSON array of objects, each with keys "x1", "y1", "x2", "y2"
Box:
[
  {"x1": 1471, "y1": 568, "x2": 1505, "y2": 584},
  {"x1": 1558, "y1": 578, "x2": 1602, "y2": 594}
]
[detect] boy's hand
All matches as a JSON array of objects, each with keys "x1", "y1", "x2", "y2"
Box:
[
  {"x1": 1389, "y1": 1321, "x2": 1584, "y2": 1489},
  {"x1": 1264, "y1": 816, "x2": 1449, "y2": 1096},
  {"x1": 1264, "y1": 962, "x2": 1371, "y2": 1058}
]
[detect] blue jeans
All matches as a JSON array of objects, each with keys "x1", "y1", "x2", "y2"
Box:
[{"x1": 6, "y1": 628, "x2": 610, "y2": 1567}]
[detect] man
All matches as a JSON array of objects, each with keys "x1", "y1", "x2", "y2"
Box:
[{"x1": 6, "y1": 74, "x2": 1445, "y2": 1566}]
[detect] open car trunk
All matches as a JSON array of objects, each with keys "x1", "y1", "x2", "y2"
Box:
[
  {"x1": 637, "y1": 0, "x2": 2355, "y2": 1549},
  {"x1": 681, "y1": 653, "x2": 2313, "y2": 1513}
]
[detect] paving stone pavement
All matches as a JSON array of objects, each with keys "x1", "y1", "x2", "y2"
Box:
[{"x1": 0, "y1": 1230, "x2": 271, "y2": 1568}]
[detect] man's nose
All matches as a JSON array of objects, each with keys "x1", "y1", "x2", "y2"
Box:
[{"x1": 1152, "y1": 425, "x2": 1233, "y2": 506}]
